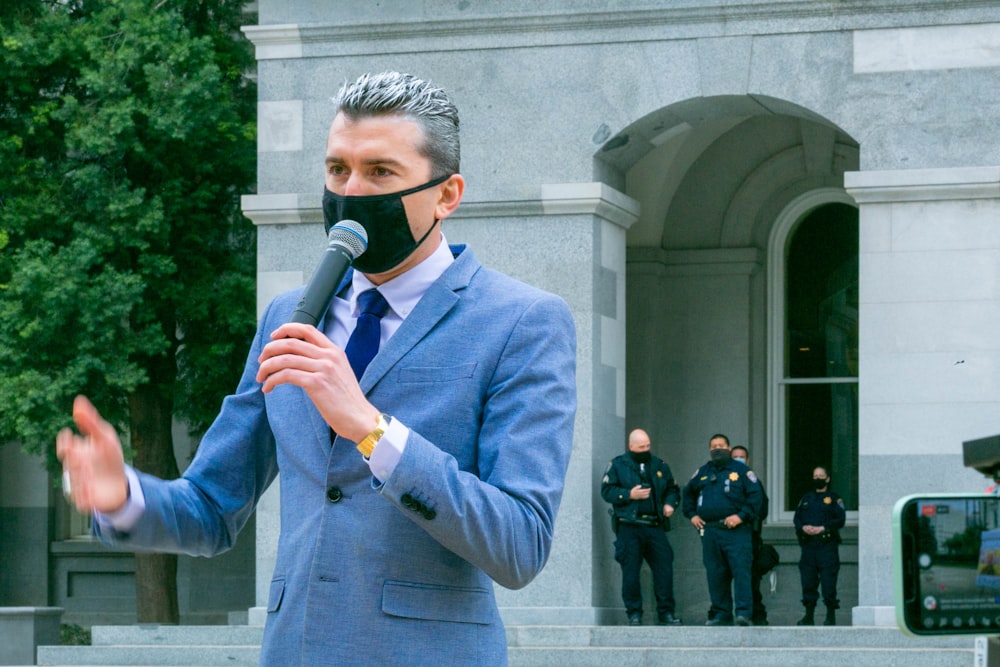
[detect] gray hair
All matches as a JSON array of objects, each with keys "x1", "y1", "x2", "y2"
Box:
[{"x1": 332, "y1": 71, "x2": 460, "y2": 178}]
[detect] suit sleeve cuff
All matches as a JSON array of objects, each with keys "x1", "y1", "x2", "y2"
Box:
[{"x1": 93, "y1": 466, "x2": 146, "y2": 532}]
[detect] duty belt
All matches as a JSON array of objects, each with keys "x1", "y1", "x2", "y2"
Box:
[
  {"x1": 622, "y1": 516, "x2": 660, "y2": 527},
  {"x1": 704, "y1": 520, "x2": 744, "y2": 529}
]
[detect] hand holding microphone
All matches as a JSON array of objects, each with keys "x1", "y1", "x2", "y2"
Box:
[{"x1": 257, "y1": 220, "x2": 380, "y2": 443}]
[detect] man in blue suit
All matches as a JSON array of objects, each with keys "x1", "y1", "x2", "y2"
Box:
[{"x1": 57, "y1": 71, "x2": 577, "y2": 666}]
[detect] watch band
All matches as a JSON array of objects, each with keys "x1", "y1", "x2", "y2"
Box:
[{"x1": 356, "y1": 413, "x2": 389, "y2": 458}]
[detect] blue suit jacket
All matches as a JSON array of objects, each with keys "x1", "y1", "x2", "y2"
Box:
[{"x1": 95, "y1": 245, "x2": 577, "y2": 666}]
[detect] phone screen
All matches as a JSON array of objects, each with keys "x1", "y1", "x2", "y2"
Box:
[{"x1": 894, "y1": 494, "x2": 1000, "y2": 635}]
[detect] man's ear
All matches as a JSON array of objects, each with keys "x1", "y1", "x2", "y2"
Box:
[{"x1": 435, "y1": 174, "x2": 465, "y2": 221}]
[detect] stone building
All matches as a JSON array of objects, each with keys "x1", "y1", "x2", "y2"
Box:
[{"x1": 3, "y1": 0, "x2": 1000, "y2": 629}]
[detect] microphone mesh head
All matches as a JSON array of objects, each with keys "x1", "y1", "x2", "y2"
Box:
[{"x1": 328, "y1": 220, "x2": 368, "y2": 258}]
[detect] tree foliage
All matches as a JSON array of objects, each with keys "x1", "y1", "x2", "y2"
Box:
[{"x1": 0, "y1": 0, "x2": 257, "y2": 471}]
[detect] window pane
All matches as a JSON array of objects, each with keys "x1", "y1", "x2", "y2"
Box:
[
  {"x1": 784, "y1": 382, "x2": 858, "y2": 511},
  {"x1": 786, "y1": 204, "x2": 858, "y2": 379}
]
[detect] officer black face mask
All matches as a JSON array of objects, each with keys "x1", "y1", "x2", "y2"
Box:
[
  {"x1": 322, "y1": 173, "x2": 451, "y2": 275},
  {"x1": 628, "y1": 450, "x2": 652, "y2": 465},
  {"x1": 710, "y1": 448, "x2": 731, "y2": 464},
  {"x1": 813, "y1": 477, "x2": 829, "y2": 490}
]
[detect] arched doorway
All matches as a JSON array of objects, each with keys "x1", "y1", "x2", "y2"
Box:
[{"x1": 598, "y1": 94, "x2": 860, "y2": 621}]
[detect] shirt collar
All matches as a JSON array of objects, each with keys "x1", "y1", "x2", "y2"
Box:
[{"x1": 350, "y1": 234, "x2": 455, "y2": 320}]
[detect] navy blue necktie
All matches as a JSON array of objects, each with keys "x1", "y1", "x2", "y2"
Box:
[{"x1": 345, "y1": 288, "x2": 389, "y2": 380}]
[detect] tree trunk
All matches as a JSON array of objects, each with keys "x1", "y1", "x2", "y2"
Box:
[
  {"x1": 130, "y1": 382, "x2": 180, "y2": 624},
  {"x1": 134, "y1": 552, "x2": 179, "y2": 624}
]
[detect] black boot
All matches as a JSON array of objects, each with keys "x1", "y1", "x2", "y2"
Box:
[
  {"x1": 823, "y1": 607, "x2": 836, "y2": 626},
  {"x1": 796, "y1": 604, "x2": 815, "y2": 626}
]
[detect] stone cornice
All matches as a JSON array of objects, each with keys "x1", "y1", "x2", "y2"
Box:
[
  {"x1": 845, "y1": 166, "x2": 1000, "y2": 203},
  {"x1": 242, "y1": 182, "x2": 638, "y2": 229},
  {"x1": 242, "y1": 2, "x2": 999, "y2": 59}
]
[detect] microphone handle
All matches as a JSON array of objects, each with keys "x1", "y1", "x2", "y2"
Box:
[{"x1": 288, "y1": 244, "x2": 355, "y2": 326}]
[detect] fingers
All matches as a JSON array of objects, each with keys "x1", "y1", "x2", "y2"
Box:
[
  {"x1": 256, "y1": 333, "x2": 354, "y2": 396},
  {"x1": 72, "y1": 395, "x2": 118, "y2": 451},
  {"x1": 257, "y1": 326, "x2": 342, "y2": 388},
  {"x1": 56, "y1": 426, "x2": 74, "y2": 463},
  {"x1": 58, "y1": 396, "x2": 127, "y2": 513},
  {"x1": 267, "y1": 322, "x2": 330, "y2": 345},
  {"x1": 57, "y1": 421, "x2": 96, "y2": 512}
]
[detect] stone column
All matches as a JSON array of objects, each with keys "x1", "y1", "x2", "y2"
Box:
[
  {"x1": 450, "y1": 182, "x2": 638, "y2": 624},
  {"x1": 845, "y1": 166, "x2": 1000, "y2": 625},
  {"x1": 242, "y1": 193, "x2": 314, "y2": 626}
]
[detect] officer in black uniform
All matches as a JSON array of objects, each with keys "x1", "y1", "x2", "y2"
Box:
[
  {"x1": 793, "y1": 466, "x2": 846, "y2": 626},
  {"x1": 732, "y1": 445, "x2": 770, "y2": 625},
  {"x1": 601, "y1": 428, "x2": 683, "y2": 626},
  {"x1": 682, "y1": 433, "x2": 764, "y2": 626}
]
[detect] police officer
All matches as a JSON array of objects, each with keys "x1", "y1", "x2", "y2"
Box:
[
  {"x1": 732, "y1": 445, "x2": 770, "y2": 625},
  {"x1": 793, "y1": 466, "x2": 846, "y2": 626},
  {"x1": 601, "y1": 428, "x2": 683, "y2": 626},
  {"x1": 682, "y1": 433, "x2": 764, "y2": 626}
]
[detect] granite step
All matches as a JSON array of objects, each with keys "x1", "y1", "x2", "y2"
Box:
[{"x1": 35, "y1": 624, "x2": 977, "y2": 666}]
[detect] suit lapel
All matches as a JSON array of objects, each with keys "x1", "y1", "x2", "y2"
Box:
[{"x1": 358, "y1": 246, "x2": 479, "y2": 392}]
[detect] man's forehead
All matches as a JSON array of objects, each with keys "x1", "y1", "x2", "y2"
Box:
[{"x1": 329, "y1": 111, "x2": 422, "y2": 136}]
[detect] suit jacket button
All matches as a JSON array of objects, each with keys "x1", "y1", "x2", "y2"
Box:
[
  {"x1": 422, "y1": 508, "x2": 436, "y2": 520},
  {"x1": 326, "y1": 487, "x2": 343, "y2": 503}
]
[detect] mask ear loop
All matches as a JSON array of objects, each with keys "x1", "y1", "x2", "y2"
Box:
[
  {"x1": 328, "y1": 172, "x2": 453, "y2": 203},
  {"x1": 405, "y1": 176, "x2": 451, "y2": 251},
  {"x1": 412, "y1": 217, "x2": 440, "y2": 249}
]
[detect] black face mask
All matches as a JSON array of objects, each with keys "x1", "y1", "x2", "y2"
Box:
[
  {"x1": 813, "y1": 478, "x2": 829, "y2": 490},
  {"x1": 628, "y1": 450, "x2": 651, "y2": 465},
  {"x1": 322, "y1": 173, "x2": 451, "y2": 274},
  {"x1": 710, "y1": 449, "x2": 731, "y2": 464}
]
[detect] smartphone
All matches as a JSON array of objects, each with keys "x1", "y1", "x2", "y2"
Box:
[{"x1": 894, "y1": 494, "x2": 1000, "y2": 635}]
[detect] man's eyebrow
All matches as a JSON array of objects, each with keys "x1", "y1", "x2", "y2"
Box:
[{"x1": 324, "y1": 155, "x2": 406, "y2": 169}]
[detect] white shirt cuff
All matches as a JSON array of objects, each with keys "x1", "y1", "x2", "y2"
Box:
[
  {"x1": 93, "y1": 466, "x2": 146, "y2": 532},
  {"x1": 366, "y1": 417, "x2": 409, "y2": 482}
]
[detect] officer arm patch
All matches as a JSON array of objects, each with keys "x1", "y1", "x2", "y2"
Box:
[{"x1": 746, "y1": 470, "x2": 758, "y2": 483}]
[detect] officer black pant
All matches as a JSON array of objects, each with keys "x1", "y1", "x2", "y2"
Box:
[
  {"x1": 799, "y1": 540, "x2": 839, "y2": 608},
  {"x1": 701, "y1": 523, "x2": 753, "y2": 621},
  {"x1": 614, "y1": 522, "x2": 675, "y2": 615}
]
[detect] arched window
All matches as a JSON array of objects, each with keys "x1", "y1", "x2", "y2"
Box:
[{"x1": 768, "y1": 190, "x2": 859, "y2": 520}]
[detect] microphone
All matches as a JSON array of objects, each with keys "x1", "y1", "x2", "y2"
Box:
[{"x1": 288, "y1": 220, "x2": 368, "y2": 326}]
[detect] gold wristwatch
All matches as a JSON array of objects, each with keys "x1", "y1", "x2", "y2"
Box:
[{"x1": 356, "y1": 413, "x2": 389, "y2": 458}]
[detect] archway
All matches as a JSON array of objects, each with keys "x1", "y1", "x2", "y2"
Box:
[{"x1": 596, "y1": 94, "x2": 861, "y2": 622}]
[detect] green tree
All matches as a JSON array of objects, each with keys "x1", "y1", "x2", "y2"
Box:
[{"x1": 0, "y1": 0, "x2": 257, "y2": 623}]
